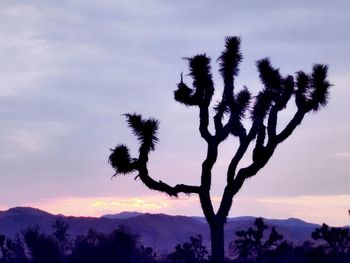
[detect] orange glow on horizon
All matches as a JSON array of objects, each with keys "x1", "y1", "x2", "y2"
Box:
[{"x1": 2, "y1": 194, "x2": 349, "y2": 226}]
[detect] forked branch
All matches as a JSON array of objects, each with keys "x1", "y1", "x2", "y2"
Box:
[{"x1": 109, "y1": 114, "x2": 200, "y2": 197}]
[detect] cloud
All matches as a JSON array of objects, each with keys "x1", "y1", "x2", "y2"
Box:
[
  {"x1": 92, "y1": 198, "x2": 168, "y2": 210},
  {"x1": 256, "y1": 195, "x2": 350, "y2": 226},
  {"x1": 333, "y1": 152, "x2": 350, "y2": 160},
  {"x1": 10, "y1": 195, "x2": 179, "y2": 217},
  {"x1": 0, "y1": 5, "x2": 52, "y2": 97},
  {"x1": 0, "y1": 120, "x2": 70, "y2": 152},
  {"x1": 257, "y1": 195, "x2": 350, "y2": 207}
]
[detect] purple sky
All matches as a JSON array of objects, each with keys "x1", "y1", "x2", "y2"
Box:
[{"x1": 0, "y1": 1, "x2": 349, "y2": 226}]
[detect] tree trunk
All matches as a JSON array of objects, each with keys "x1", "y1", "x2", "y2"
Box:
[{"x1": 210, "y1": 221, "x2": 225, "y2": 263}]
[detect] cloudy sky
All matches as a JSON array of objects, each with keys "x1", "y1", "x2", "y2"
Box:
[{"x1": 0, "y1": 0, "x2": 349, "y2": 226}]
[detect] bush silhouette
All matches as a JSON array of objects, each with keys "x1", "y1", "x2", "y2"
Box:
[
  {"x1": 69, "y1": 226, "x2": 156, "y2": 263},
  {"x1": 229, "y1": 218, "x2": 283, "y2": 262},
  {"x1": 23, "y1": 226, "x2": 62, "y2": 263},
  {"x1": 168, "y1": 235, "x2": 208, "y2": 263},
  {"x1": 311, "y1": 223, "x2": 350, "y2": 259}
]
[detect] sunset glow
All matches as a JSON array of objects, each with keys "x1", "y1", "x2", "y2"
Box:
[{"x1": 2, "y1": 194, "x2": 348, "y2": 226}]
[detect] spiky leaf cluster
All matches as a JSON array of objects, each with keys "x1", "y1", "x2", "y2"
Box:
[
  {"x1": 219, "y1": 36, "x2": 242, "y2": 87},
  {"x1": 124, "y1": 113, "x2": 159, "y2": 152},
  {"x1": 174, "y1": 37, "x2": 331, "y2": 144},
  {"x1": 215, "y1": 38, "x2": 250, "y2": 130},
  {"x1": 235, "y1": 87, "x2": 252, "y2": 119},
  {"x1": 251, "y1": 90, "x2": 271, "y2": 121},
  {"x1": 174, "y1": 77, "x2": 195, "y2": 106},
  {"x1": 174, "y1": 55, "x2": 214, "y2": 106},
  {"x1": 257, "y1": 58, "x2": 283, "y2": 95},
  {"x1": 109, "y1": 144, "x2": 135, "y2": 175},
  {"x1": 295, "y1": 64, "x2": 330, "y2": 112},
  {"x1": 279, "y1": 75, "x2": 294, "y2": 110},
  {"x1": 310, "y1": 64, "x2": 330, "y2": 111},
  {"x1": 252, "y1": 58, "x2": 329, "y2": 120},
  {"x1": 213, "y1": 100, "x2": 230, "y2": 116},
  {"x1": 295, "y1": 71, "x2": 311, "y2": 109},
  {"x1": 252, "y1": 58, "x2": 285, "y2": 120}
]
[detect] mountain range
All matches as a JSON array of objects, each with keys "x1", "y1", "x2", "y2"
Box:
[{"x1": 0, "y1": 207, "x2": 328, "y2": 255}]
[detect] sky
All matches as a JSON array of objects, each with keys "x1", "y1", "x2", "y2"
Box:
[{"x1": 0, "y1": 0, "x2": 349, "y2": 226}]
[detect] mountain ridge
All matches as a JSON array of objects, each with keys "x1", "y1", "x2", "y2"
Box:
[{"x1": 0, "y1": 207, "x2": 342, "y2": 255}]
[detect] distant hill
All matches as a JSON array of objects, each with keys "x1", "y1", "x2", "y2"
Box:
[
  {"x1": 101, "y1": 211, "x2": 143, "y2": 219},
  {"x1": 0, "y1": 207, "x2": 328, "y2": 255}
]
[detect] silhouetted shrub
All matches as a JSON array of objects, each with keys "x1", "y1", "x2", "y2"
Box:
[
  {"x1": 0, "y1": 234, "x2": 27, "y2": 263},
  {"x1": 52, "y1": 217, "x2": 71, "y2": 254},
  {"x1": 312, "y1": 223, "x2": 350, "y2": 256},
  {"x1": 2, "y1": 220, "x2": 350, "y2": 263},
  {"x1": 69, "y1": 226, "x2": 157, "y2": 263},
  {"x1": 229, "y1": 218, "x2": 283, "y2": 262},
  {"x1": 23, "y1": 226, "x2": 62, "y2": 263},
  {"x1": 167, "y1": 235, "x2": 209, "y2": 263}
]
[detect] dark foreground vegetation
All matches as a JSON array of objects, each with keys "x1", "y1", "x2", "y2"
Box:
[{"x1": 0, "y1": 218, "x2": 349, "y2": 263}]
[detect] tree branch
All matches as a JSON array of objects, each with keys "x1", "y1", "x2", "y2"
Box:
[
  {"x1": 218, "y1": 116, "x2": 275, "y2": 219},
  {"x1": 199, "y1": 142, "x2": 219, "y2": 222},
  {"x1": 135, "y1": 143, "x2": 200, "y2": 197},
  {"x1": 276, "y1": 110, "x2": 305, "y2": 143},
  {"x1": 267, "y1": 105, "x2": 278, "y2": 141},
  {"x1": 217, "y1": 143, "x2": 275, "y2": 219},
  {"x1": 137, "y1": 165, "x2": 200, "y2": 196},
  {"x1": 218, "y1": 109, "x2": 306, "y2": 218},
  {"x1": 213, "y1": 111, "x2": 224, "y2": 134},
  {"x1": 199, "y1": 105, "x2": 212, "y2": 141}
]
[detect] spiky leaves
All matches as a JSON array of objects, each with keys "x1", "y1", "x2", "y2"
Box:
[
  {"x1": 188, "y1": 54, "x2": 214, "y2": 106},
  {"x1": 310, "y1": 64, "x2": 330, "y2": 111},
  {"x1": 219, "y1": 36, "x2": 242, "y2": 96},
  {"x1": 251, "y1": 59, "x2": 279, "y2": 122},
  {"x1": 295, "y1": 71, "x2": 311, "y2": 110},
  {"x1": 279, "y1": 75, "x2": 294, "y2": 110},
  {"x1": 257, "y1": 58, "x2": 282, "y2": 94},
  {"x1": 109, "y1": 144, "x2": 136, "y2": 175},
  {"x1": 124, "y1": 113, "x2": 159, "y2": 152},
  {"x1": 295, "y1": 64, "x2": 330, "y2": 112},
  {"x1": 235, "y1": 87, "x2": 252, "y2": 119},
  {"x1": 214, "y1": 86, "x2": 251, "y2": 139},
  {"x1": 256, "y1": 59, "x2": 300, "y2": 112},
  {"x1": 214, "y1": 37, "x2": 244, "y2": 136},
  {"x1": 251, "y1": 90, "x2": 271, "y2": 121},
  {"x1": 214, "y1": 100, "x2": 230, "y2": 117},
  {"x1": 174, "y1": 55, "x2": 214, "y2": 107},
  {"x1": 215, "y1": 87, "x2": 251, "y2": 121},
  {"x1": 174, "y1": 74, "x2": 196, "y2": 106}
]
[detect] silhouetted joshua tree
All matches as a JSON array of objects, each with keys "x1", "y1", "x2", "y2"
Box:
[
  {"x1": 52, "y1": 217, "x2": 71, "y2": 254},
  {"x1": 23, "y1": 226, "x2": 62, "y2": 263},
  {"x1": 229, "y1": 217, "x2": 283, "y2": 262},
  {"x1": 0, "y1": 234, "x2": 27, "y2": 263},
  {"x1": 312, "y1": 223, "x2": 350, "y2": 256},
  {"x1": 108, "y1": 36, "x2": 331, "y2": 263},
  {"x1": 168, "y1": 235, "x2": 209, "y2": 263}
]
